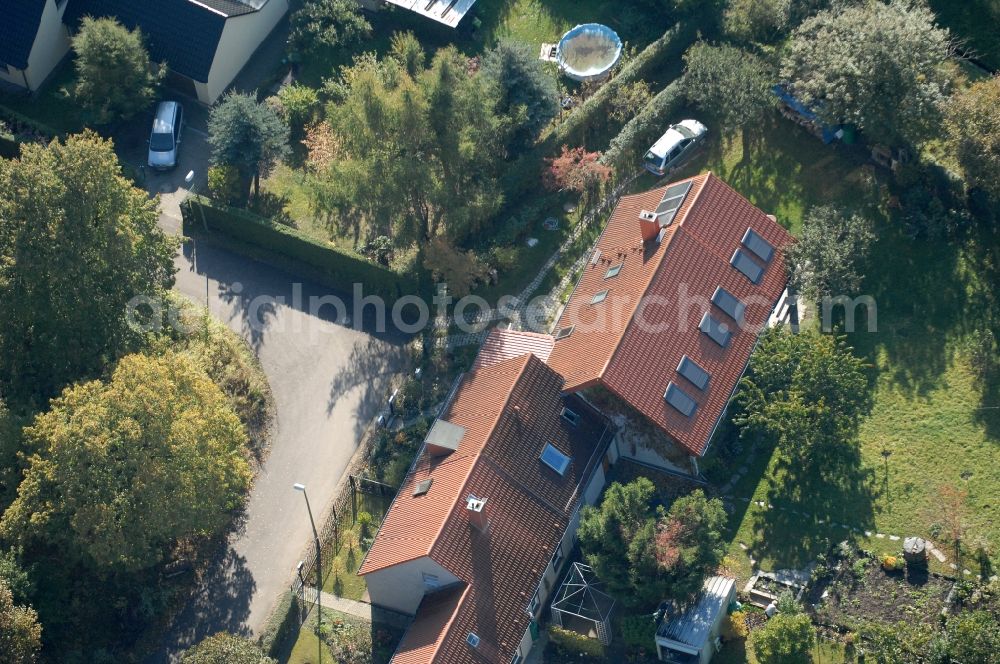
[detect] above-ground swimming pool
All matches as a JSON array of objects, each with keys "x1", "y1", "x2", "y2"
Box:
[{"x1": 556, "y1": 23, "x2": 623, "y2": 83}]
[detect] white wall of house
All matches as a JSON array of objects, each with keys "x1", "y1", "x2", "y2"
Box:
[
  {"x1": 0, "y1": 0, "x2": 70, "y2": 91},
  {"x1": 199, "y1": 0, "x2": 288, "y2": 103},
  {"x1": 363, "y1": 556, "x2": 461, "y2": 615}
]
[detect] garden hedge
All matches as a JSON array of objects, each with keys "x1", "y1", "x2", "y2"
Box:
[
  {"x1": 258, "y1": 590, "x2": 304, "y2": 657},
  {"x1": 0, "y1": 103, "x2": 62, "y2": 140},
  {"x1": 602, "y1": 80, "x2": 686, "y2": 175},
  {"x1": 181, "y1": 197, "x2": 422, "y2": 303},
  {"x1": 547, "y1": 19, "x2": 700, "y2": 149}
]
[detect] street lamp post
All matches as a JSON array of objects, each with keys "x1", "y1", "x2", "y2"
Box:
[{"x1": 294, "y1": 483, "x2": 322, "y2": 663}]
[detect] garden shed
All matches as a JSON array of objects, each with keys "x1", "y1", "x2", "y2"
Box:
[
  {"x1": 550, "y1": 563, "x2": 616, "y2": 645},
  {"x1": 655, "y1": 576, "x2": 735, "y2": 664}
]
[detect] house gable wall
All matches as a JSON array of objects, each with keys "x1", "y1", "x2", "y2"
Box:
[
  {"x1": 364, "y1": 556, "x2": 461, "y2": 616},
  {"x1": 203, "y1": 0, "x2": 288, "y2": 102},
  {"x1": 0, "y1": 0, "x2": 69, "y2": 91}
]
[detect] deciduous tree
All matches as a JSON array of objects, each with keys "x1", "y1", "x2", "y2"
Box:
[
  {"x1": 947, "y1": 75, "x2": 1000, "y2": 199},
  {"x1": 1, "y1": 352, "x2": 251, "y2": 571},
  {"x1": 653, "y1": 489, "x2": 727, "y2": 602},
  {"x1": 683, "y1": 42, "x2": 776, "y2": 151},
  {"x1": 72, "y1": 17, "x2": 164, "y2": 125},
  {"x1": 181, "y1": 632, "x2": 275, "y2": 664},
  {"x1": 543, "y1": 146, "x2": 611, "y2": 199},
  {"x1": 0, "y1": 132, "x2": 176, "y2": 404},
  {"x1": 209, "y1": 92, "x2": 290, "y2": 201},
  {"x1": 421, "y1": 237, "x2": 489, "y2": 298},
  {"x1": 310, "y1": 45, "x2": 505, "y2": 246},
  {"x1": 0, "y1": 578, "x2": 41, "y2": 664},
  {"x1": 781, "y1": 0, "x2": 952, "y2": 145},
  {"x1": 785, "y1": 205, "x2": 875, "y2": 302},
  {"x1": 751, "y1": 613, "x2": 815, "y2": 664}
]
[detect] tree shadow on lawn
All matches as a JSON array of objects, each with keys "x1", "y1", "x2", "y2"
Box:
[
  {"x1": 749, "y1": 441, "x2": 879, "y2": 572},
  {"x1": 849, "y1": 208, "x2": 968, "y2": 399}
]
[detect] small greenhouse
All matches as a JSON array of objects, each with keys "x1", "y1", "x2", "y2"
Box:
[{"x1": 550, "y1": 562, "x2": 616, "y2": 645}]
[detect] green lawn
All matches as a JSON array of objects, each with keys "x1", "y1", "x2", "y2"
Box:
[
  {"x1": 0, "y1": 63, "x2": 87, "y2": 136},
  {"x1": 700, "y1": 115, "x2": 1000, "y2": 587},
  {"x1": 281, "y1": 608, "x2": 404, "y2": 664},
  {"x1": 715, "y1": 634, "x2": 847, "y2": 664}
]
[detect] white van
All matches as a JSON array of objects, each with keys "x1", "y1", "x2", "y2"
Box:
[
  {"x1": 147, "y1": 101, "x2": 184, "y2": 171},
  {"x1": 643, "y1": 119, "x2": 707, "y2": 176}
]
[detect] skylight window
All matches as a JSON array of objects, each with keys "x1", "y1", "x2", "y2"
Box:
[
  {"x1": 712, "y1": 286, "x2": 746, "y2": 324},
  {"x1": 591, "y1": 290, "x2": 609, "y2": 304},
  {"x1": 413, "y1": 478, "x2": 433, "y2": 496},
  {"x1": 466, "y1": 633, "x2": 480, "y2": 648},
  {"x1": 664, "y1": 382, "x2": 698, "y2": 417},
  {"x1": 540, "y1": 443, "x2": 571, "y2": 475},
  {"x1": 699, "y1": 312, "x2": 732, "y2": 347},
  {"x1": 555, "y1": 325, "x2": 574, "y2": 340},
  {"x1": 605, "y1": 263, "x2": 623, "y2": 279},
  {"x1": 677, "y1": 355, "x2": 710, "y2": 390},
  {"x1": 561, "y1": 407, "x2": 581, "y2": 426},
  {"x1": 742, "y1": 227, "x2": 775, "y2": 263},
  {"x1": 731, "y1": 248, "x2": 764, "y2": 284}
]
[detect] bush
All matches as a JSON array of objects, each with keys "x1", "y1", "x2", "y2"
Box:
[
  {"x1": 276, "y1": 84, "x2": 320, "y2": 137},
  {"x1": 880, "y1": 554, "x2": 905, "y2": 572},
  {"x1": 208, "y1": 165, "x2": 243, "y2": 206},
  {"x1": 180, "y1": 197, "x2": 420, "y2": 303},
  {"x1": 356, "y1": 512, "x2": 374, "y2": 539},
  {"x1": 602, "y1": 80, "x2": 685, "y2": 175},
  {"x1": 619, "y1": 614, "x2": 656, "y2": 652},
  {"x1": 725, "y1": 611, "x2": 750, "y2": 639},
  {"x1": 548, "y1": 625, "x2": 605, "y2": 660}
]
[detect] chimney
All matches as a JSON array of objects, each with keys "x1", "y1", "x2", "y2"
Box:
[
  {"x1": 466, "y1": 494, "x2": 489, "y2": 532},
  {"x1": 639, "y1": 210, "x2": 660, "y2": 242}
]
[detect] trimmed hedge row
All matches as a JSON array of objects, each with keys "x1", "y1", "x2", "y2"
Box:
[
  {"x1": 547, "y1": 20, "x2": 700, "y2": 149},
  {"x1": 258, "y1": 591, "x2": 304, "y2": 657},
  {"x1": 181, "y1": 197, "x2": 421, "y2": 303},
  {"x1": 602, "y1": 79, "x2": 686, "y2": 174}
]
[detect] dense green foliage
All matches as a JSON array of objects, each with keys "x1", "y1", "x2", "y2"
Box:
[
  {"x1": 288, "y1": 0, "x2": 371, "y2": 57},
  {"x1": 602, "y1": 80, "x2": 685, "y2": 172},
  {"x1": 181, "y1": 632, "x2": 276, "y2": 664},
  {"x1": 0, "y1": 578, "x2": 41, "y2": 664},
  {"x1": 547, "y1": 625, "x2": 606, "y2": 659},
  {"x1": 1, "y1": 352, "x2": 251, "y2": 572},
  {"x1": 209, "y1": 92, "x2": 290, "y2": 200},
  {"x1": 578, "y1": 480, "x2": 726, "y2": 605},
  {"x1": 481, "y1": 39, "x2": 559, "y2": 154},
  {"x1": 785, "y1": 205, "x2": 876, "y2": 302},
  {"x1": 857, "y1": 611, "x2": 1000, "y2": 663},
  {"x1": 72, "y1": 17, "x2": 163, "y2": 124},
  {"x1": 751, "y1": 613, "x2": 815, "y2": 663},
  {"x1": 181, "y1": 197, "x2": 418, "y2": 302},
  {"x1": 310, "y1": 39, "x2": 505, "y2": 247},
  {"x1": 0, "y1": 132, "x2": 176, "y2": 405},
  {"x1": 684, "y1": 42, "x2": 776, "y2": 134},
  {"x1": 781, "y1": 0, "x2": 952, "y2": 145},
  {"x1": 736, "y1": 328, "x2": 870, "y2": 458},
  {"x1": 947, "y1": 75, "x2": 1000, "y2": 199}
]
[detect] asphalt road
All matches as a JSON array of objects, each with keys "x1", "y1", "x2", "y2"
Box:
[{"x1": 126, "y1": 119, "x2": 409, "y2": 661}]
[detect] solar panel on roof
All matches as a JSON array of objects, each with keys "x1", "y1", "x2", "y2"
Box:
[
  {"x1": 664, "y1": 382, "x2": 698, "y2": 417},
  {"x1": 699, "y1": 312, "x2": 732, "y2": 347},
  {"x1": 742, "y1": 227, "x2": 775, "y2": 263},
  {"x1": 677, "y1": 355, "x2": 710, "y2": 390},
  {"x1": 731, "y1": 248, "x2": 764, "y2": 284},
  {"x1": 712, "y1": 286, "x2": 746, "y2": 324},
  {"x1": 653, "y1": 181, "x2": 694, "y2": 226}
]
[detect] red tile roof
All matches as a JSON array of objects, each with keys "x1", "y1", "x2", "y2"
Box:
[
  {"x1": 472, "y1": 329, "x2": 554, "y2": 371},
  {"x1": 360, "y1": 354, "x2": 611, "y2": 664},
  {"x1": 548, "y1": 172, "x2": 793, "y2": 456}
]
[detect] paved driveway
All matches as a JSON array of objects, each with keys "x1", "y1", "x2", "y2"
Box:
[{"x1": 127, "y1": 119, "x2": 410, "y2": 662}]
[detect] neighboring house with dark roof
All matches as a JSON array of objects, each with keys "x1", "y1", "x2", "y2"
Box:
[
  {"x1": 546, "y1": 172, "x2": 794, "y2": 474},
  {"x1": 359, "y1": 353, "x2": 616, "y2": 664},
  {"x1": 65, "y1": 0, "x2": 288, "y2": 103},
  {"x1": 2, "y1": 0, "x2": 286, "y2": 103},
  {"x1": 0, "y1": 0, "x2": 72, "y2": 92}
]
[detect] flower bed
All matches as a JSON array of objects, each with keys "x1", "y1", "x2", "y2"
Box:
[{"x1": 805, "y1": 547, "x2": 954, "y2": 629}]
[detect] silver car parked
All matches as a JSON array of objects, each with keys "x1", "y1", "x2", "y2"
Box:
[{"x1": 147, "y1": 101, "x2": 184, "y2": 170}]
